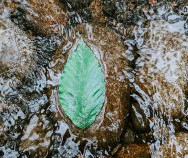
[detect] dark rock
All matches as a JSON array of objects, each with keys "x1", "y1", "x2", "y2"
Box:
[
  {"x1": 115, "y1": 144, "x2": 151, "y2": 158},
  {"x1": 66, "y1": 0, "x2": 92, "y2": 7},
  {"x1": 0, "y1": 96, "x2": 26, "y2": 152},
  {"x1": 101, "y1": 0, "x2": 146, "y2": 24},
  {"x1": 34, "y1": 35, "x2": 59, "y2": 67},
  {"x1": 131, "y1": 103, "x2": 150, "y2": 133},
  {"x1": 19, "y1": 114, "x2": 54, "y2": 157},
  {"x1": 111, "y1": 144, "x2": 122, "y2": 156},
  {"x1": 122, "y1": 128, "x2": 135, "y2": 144},
  {"x1": 0, "y1": 121, "x2": 7, "y2": 147},
  {"x1": 46, "y1": 23, "x2": 131, "y2": 151},
  {"x1": 12, "y1": 0, "x2": 68, "y2": 35}
]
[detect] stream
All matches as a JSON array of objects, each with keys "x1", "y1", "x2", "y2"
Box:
[{"x1": 0, "y1": 0, "x2": 187, "y2": 157}]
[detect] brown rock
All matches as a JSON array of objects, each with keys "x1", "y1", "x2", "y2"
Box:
[
  {"x1": 153, "y1": 132, "x2": 188, "y2": 158},
  {"x1": 16, "y1": 0, "x2": 68, "y2": 35},
  {"x1": 89, "y1": 0, "x2": 106, "y2": 23},
  {"x1": 0, "y1": 18, "x2": 37, "y2": 82},
  {"x1": 133, "y1": 20, "x2": 188, "y2": 119},
  {"x1": 115, "y1": 144, "x2": 151, "y2": 158},
  {"x1": 19, "y1": 114, "x2": 53, "y2": 157},
  {"x1": 46, "y1": 23, "x2": 130, "y2": 150}
]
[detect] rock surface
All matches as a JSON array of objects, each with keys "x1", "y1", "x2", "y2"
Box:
[
  {"x1": 13, "y1": 0, "x2": 68, "y2": 35},
  {"x1": 101, "y1": 0, "x2": 144, "y2": 23},
  {"x1": 133, "y1": 20, "x2": 188, "y2": 120},
  {"x1": 89, "y1": 0, "x2": 106, "y2": 23},
  {"x1": 0, "y1": 1, "x2": 17, "y2": 18},
  {"x1": 19, "y1": 114, "x2": 53, "y2": 157},
  {"x1": 122, "y1": 128, "x2": 135, "y2": 144},
  {"x1": 0, "y1": 18, "x2": 37, "y2": 83},
  {"x1": 131, "y1": 103, "x2": 150, "y2": 133},
  {"x1": 115, "y1": 144, "x2": 151, "y2": 158},
  {"x1": 46, "y1": 23, "x2": 130, "y2": 151},
  {"x1": 153, "y1": 132, "x2": 188, "y2": 158},
  {"x1": 66, "y1": 0, "x2": 92, "y2": 7}
]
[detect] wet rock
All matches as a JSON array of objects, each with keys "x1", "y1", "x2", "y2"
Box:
[
  {"x1": 67, "y1": 7, "x2": 91, "y2": 25},
  {"x1": 131, "y1": 103, "x2": 150, "y2": 133},
  {"x1": 133, "y1": 20, "x2": 188, "y2": 120},
  {"x1": 0, "y1": 1, "x2": 17, "y2": 18},
  {"x1": 66, "y1": 0, "x2": 92, "y2": 7},
  {"x1": 19, "y1": 114, "x2": 54, "y2": 157},
  {"x1": 34, "y1": 35, "x2": 59, "y2": 67},
  {"x1": 122, "y1": 128, "x2": 135, "y2": 144},
  {"x1": 0, "y1": 18, "x2": 37, "y2": 84},
  {"x1": 0, "y1": 121, "x2": 7, "y2": 147},
  {"x1": 12, "y1": 0, "x2": 68, "y2": 35},
  {"x1": 101, "y1": 0, "x2": 146, "y2": 24},
  {"x1": 115, "y1": 144, "x2": 151, "y2": 158},
  {"x1": 47, "y1": 23, "x2": 130, "y2": 151},
  {"x1": 153, "y1": 132, "x2": 188, "y2": 157},
  {"x1": 89, "y1": 0, "x2": 106, "y2": 23},
  {"x1": 0, "y1": 96, "x2": 26, "y2": 152},
  {"x1": 111, "y1": 144, "x2": 122, "y2": 156}
]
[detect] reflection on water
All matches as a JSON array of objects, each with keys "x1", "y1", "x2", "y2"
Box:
[{"x1": 0, "y1": 0, "x2": 187, "y2": 157}]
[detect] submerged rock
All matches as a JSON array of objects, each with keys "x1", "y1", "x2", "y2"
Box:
[
  {"x1": 0, "y1": 1, "x2": 17, "y2": 18},
  {"x1": 122, "y1": 128, "x2": 135, "y2": 145},
  {"x1": 66, "y1": 0, "x2": 92, "y2": 7},
  {"x1": 101, "y1": 0, "x2": 145, "y2": 24},
  {"x1": 13, "y1": 0, "x2": 68, "y2": 35},
  {"x1": 0, "y1": 18, "x2": 37, "y2": 84},
  {"x1": 89, "y1": 0, "x2": 106, "y2": 23},
  {"x1": 133, "y1": 20, "x2": 188, "y2": 120},
  {"x1": 153, "y1": 132, "x2": 188, "y2": 158},
  {"x1": 46, "y1": 23, "x2": 130, "y2": 151},
  {"x1": 115, "y1": 144, "x2": 151, "y2": 158},
  {"x1": 19, "y1": 114, "x2": 53, "y2": 157},
  {"x1": 131, "y1": 103, "x2": 150, "y2": 133},
  {"x1": 0, "y1": 96, "x2": 26, "y2": 153}
]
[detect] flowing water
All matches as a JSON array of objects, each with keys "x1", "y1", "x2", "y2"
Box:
[{"x1": 0, "y1": 0, "x2": 187, "y2": 157}]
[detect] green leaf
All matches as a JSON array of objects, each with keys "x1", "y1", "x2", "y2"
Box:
[{"x1": 59, "y1": 38, "x2": 105, "y2": 129}]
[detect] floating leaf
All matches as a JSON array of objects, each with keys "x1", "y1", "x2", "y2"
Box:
[{"x1": 59, "y1": 38, "x2": 105, "y2": 129}]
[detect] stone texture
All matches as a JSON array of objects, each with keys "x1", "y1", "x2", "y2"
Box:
[
  {"x1": 122, "y1": 128, "x2": 135, "y2": 144},
  {"x1": 0, "y1": 96, "x2": 26, "y2": 150},
  {"x1": 101, "y1": 0, "x2": 145, "y2": 24},
  {"x1": 115, "y1": 144, "x2": 151, "y2": 158},
  {"x1": 46, "y1": 23, "x2": 130, "y2": 151},
  {"x1": 133, "y1": 20, "x2": 188, "y2": 120},
  {"x1": 19, "y1": 114, "x2": 53, "y2": 157},
  {"x1": 0, "y1": 119, "x2": 7, "y2": 146},
  {"x1": 14, "y1": 0, "x2": 68, "y2": 35},
  {"x1": 66, "y1": 0, "x2": 91, "y2": 7},
  {"x1": 131, "y1": 103, "x2": 150, "y2": 133},
  {"x1": 0, "y1": 18, "x2": 37, "y2": 82},
  {"x1": 153, "y1": 132, "x2": 188, "y2": 158},
  {"x1": 0, "y1": 1, "x2": 17, "y2": 18},
  {"x1": 89, "y1": 0, "x2": 106, "y2": 23}
]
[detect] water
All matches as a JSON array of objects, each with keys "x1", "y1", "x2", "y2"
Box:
[{"x1": 0, "y1": 0, "x2": 187, "y2": 157}]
